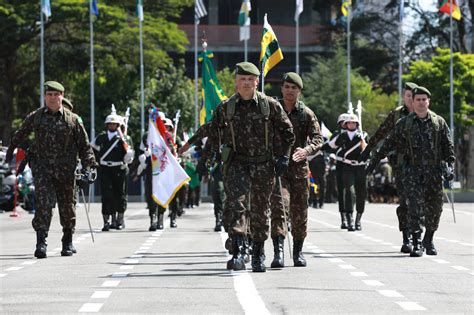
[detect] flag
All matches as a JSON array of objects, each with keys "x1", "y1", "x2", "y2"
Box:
[
  {"x1": 260, "y1": 14, "x2": 284, "y2": 77},
  {"x1": 295, "y1": 0, "x2": 303, "y2": 22},
  {"x1": 198, "y1": 51, "x2": 227, "y2": 125},
  {"x1": 91, "y1": 0, "x2": 99, "y2": 16},
  {"x1": 137, "y1": 0, "x2": 143, "y2": 21},
  {"x1": 148, "y1": 109, "x2": 190, "y2": 207},
  {"x1": 41, "y1": 0, "x2": 51, "y2": 19},
  {"x1": 440, "y1": 0, "x2": 461, "y2": 20},
  {"x1": 341, "y1": 0, "x2": 351, "y2": 17},
  {"x1": 238, "y1": 0, "x2": 251, "y2": 41},
  {"x1": 195, "y1": 0, "x2": 207, "y2": 21},
  {"x1": 320, "y1": 122, "x2": 332, "y2": 140}
]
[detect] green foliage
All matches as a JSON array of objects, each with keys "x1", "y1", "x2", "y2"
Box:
[
  {"x1": 215, "y1": 67, "x2": 236, "y2": 97},
  {"x1": 404, "y1": 48, "x2": 474, "y2": 137},
  {"x1": 302, "y1": 45, "x2": 396, "y2": 135}
]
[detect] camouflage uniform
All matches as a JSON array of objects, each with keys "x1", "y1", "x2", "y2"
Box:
[
  {"x1": 374, "y1": 111, "x2": 454, "y2": 255},
  {"x1": 7, "y1": 106, "x2": 96, "y2": 256},
  {"x1": 208, "y1": 92, "x2": 294, "y2": 270}
]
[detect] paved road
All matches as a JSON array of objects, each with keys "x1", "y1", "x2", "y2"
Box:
[{"x1": 1, "y1": 201, "x2": 473, "y2": 314}]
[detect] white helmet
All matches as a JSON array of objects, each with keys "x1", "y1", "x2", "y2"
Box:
[
  {"x1": 337, "y1": 113, "x2": 350, "y2": 124},
  {"x1": 164, "y1": 118, "x2": 174, "y2": 128},
  {"x1": 159, "y1": 111, "x2": 166, "y2": 121},
  {"x1": 105, "y1": 114, "x2": 122, "y2": 125},
  {"x1": 344, "y1": 113, "x2": 359, "y2": 125}
]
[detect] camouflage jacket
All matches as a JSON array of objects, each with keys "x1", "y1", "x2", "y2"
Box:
[
  {"x1": 8, "y1": 106, "x2": 96, "y2": 170},
  {"x1": 375, "y1": 111, "x2": 455, "y2": 167},
  {"x1": 208, "y1": 92, "x2": 295, "y2": 159},
  {"x1": 187, "y1": 121, "x2": 212, "y2": 146}
]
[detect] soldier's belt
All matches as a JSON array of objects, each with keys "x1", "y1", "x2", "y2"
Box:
[
  {"x1": 100, "y1": 161, "x2": 124, "y2": 167},
  {"x1": 36, "y1": 157, "x2": 76, "y2": 165},
  {"x1": 407, "y1": 160, "x2": 439, "y2": 166},
  {"x1": 335, "y1": 156, "x2": 366, "y2": 166},
  {"x1": 234, "y1": 152, "x2": 273, "y2": 164}
]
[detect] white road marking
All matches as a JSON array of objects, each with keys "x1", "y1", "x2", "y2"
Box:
[
  {"x1": 327, "y1": 258, "x2": 344, "y2": 263},
  {"x1": 451, "y1": 266, "x2": 470, "y2": 271},
  {"x1": 130, "y1": 255, "x2": 143, "y2": 258},
  {"x1": 432, "y1": 259, "x2": 450, "y2": 264},
  {"x1": 120, "y1": 265, "x2": 134, "y2": 270},
  {"x1": 91, "y1": 291, "x2": 112, "y2": 299},
  {"x1": 102, "y1": 280, "x2": 120, "y2": 287},
  {"x1": 311, "y1": 249, "x2": 326, "y2": 253},
  {"x1": 6, "y1": 266, "x2": 23, "y2": 271},
  {"x1": 308, "y1": 217, "x2": 339, "y2": 228},
  {"x1": 112, "y1": 272, "x2": 129, "y2": 278},
  {"x1": 21, "y1": 261, "x2": 37, "y2": 265},
  {"x1": 319, "y1": 253, "x2": 335, "y2": 257},
  {"x1": 53, "y1": 247, "x2": 61, "y2": 251},
  {"x1": 377, "y1": 290, "x2": 404, "y2": 298},
  {"x1": 350, "y1": 272, "x2": 368, "y2": 277},
  {"x1": 363, "y1": 280, "x2": 384, "y2": 286},
  {"x1": 391, "y1": 245, "x2": 400, "y2": 250},
  {"x1": 338, "y1": 264, "x2": 356, "y2": 270},
  {"x1": 396, "y1": 301, "x2": 426, "y2": 311},
  {"x1": 124, "y1": 259, "x2": 139, "y2": 264},
  {"x1": 138, "y1": 247, "x2": 150, "y2": 250},
  {"x1": 0, "y1": 273, "x2": 7, "y2": 277},
  {"x1": 79, "y1": 303, "x2": 103, "y2": 312},
  {"x1": 134, "y1": 250, "x2": 147, "y2": 254}
]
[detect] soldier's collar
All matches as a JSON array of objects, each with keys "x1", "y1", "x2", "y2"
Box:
[
  {"x1": 236, "y1": 92, "x2": 258, "y2": 105},
  {"x1": 44, "y1": 105, "x2": 64, "y2": 116}
]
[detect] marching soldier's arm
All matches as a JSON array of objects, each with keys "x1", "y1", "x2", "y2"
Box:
[
  {"x1": 179, "y1": 122, "x2": 211, "y2": 155},
  {"x1": 303, "y1": 112, "x2": 324, "y2": 156},
  {"x1": 75, "y1": 117, "x2": 97, "y2": 169},
  {"x1": 6, "y1": 112, "x2": 36, "y2": 162},
  {"x1": 207, "y1": 107, "x2": 224, "y2": 153},
  {"x1": 372, "y1": 123, "x2": 403, "y2": 166},
  {"x1": 273, "y1": 101, "x2": 295, "y2": 157},
  {"x1": 440, "y1": 120, "x2": 455, "y2": 165},
  {"x1": 365, "y1": 110, "x2": 396, "y2": 153}
]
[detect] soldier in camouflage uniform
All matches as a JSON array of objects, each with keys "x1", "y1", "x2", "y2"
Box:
[
  {"x1": 269, "y1": 72, "x2": 323, "y2": 268},
  {"x1": 359, "y1": 82, "x2": 417, "y2": 253},
  {"x1": 92, "y1": 113, "x2": 134, "y2": 231},
  {"x1": 6, "y1": 81, "x2": 96, "y2": 258},
  {"x1": 368, "y1": 86, "x2": 455, "y2": 257},
  {"x1": 207, "y1": 62, "x2": 295, "y2": 272}
]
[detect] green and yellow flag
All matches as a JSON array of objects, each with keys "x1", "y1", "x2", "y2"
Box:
[
  {"x1": 260, "y1": 14, "x2": 283, "y2": 77},
  {"x1": 198, "y1": 51, "x2": 227, "y2": 126},
  {"x1": 341, "y1": 0, "x2": 351, "y2": 17}
]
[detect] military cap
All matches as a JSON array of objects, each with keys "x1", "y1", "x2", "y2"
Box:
[
  {"x1": 412, "y1": 86, "x2": 431, "y2": 97},
  {"x1": 282, "y1": 72, "x2": 303, "y2": 89},
  {"x1": 44, "y1": 81, "x2": 65, "y2": 92},
  {"x1": 62, "y1": 98, "x2": 74, "y2": 111},
  {"x1": 236, "y1": 62, "x2": 260, "y2": 76},
  {"x1": 404, "y1": 82, "x2": 418, "y2": 91}
]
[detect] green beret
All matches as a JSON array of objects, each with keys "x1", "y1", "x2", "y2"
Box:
[
  {"x1": 44, "y1": 81, "x2": 64, "y2": 92},
  {"x1": 236, "y1": 62, "x2": 260, "y2": 76},
  {"x1": 404, "y1": 82, "x2": 418, "y2": 91},
  {"x1": 412, "y1": 86, "x2": 431, "y2": 97},
  {"x1": 62, "y1": 98, "x2": 74, "y2": 111},
  {"x1": 282, "y1": 72, "x2": 303, "y2": 89}
]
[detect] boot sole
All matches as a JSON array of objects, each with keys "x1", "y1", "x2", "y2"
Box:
[
  {"x1": 61, "y1": 251, "x2": 73, "y2": 256},
  {"x1": 400, "y1": 245, "x2": 412, "y2": 253},
  {"x1": 34, "y1": 251, "x2": 47, "y2": 259},
  {"x1": 270, "y1": 261, "x2": 284, "y2": 268}
]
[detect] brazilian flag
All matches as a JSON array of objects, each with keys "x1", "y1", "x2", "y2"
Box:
[{"x1": 198, "y1": 51, "x2": 227, "y2": 126}]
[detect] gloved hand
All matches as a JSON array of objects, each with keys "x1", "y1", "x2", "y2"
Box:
[
  {"x1": 275, "y1": 155, "x2": 290, "y2": 177},
  {"x1": 358, "y1": 149, "x2": 370, "y2": 162},
  {"x1": 76, "y1": 168, "x2": 97, "y2": 189},
  {"x1": 443, "y1": 163, "x2": 454, "y2": 181},
  {"x1": 365, "y1": 161, "x2": 376, "y2": 175}
]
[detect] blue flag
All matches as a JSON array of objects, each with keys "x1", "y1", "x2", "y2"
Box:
[{"x1": 91, "y1": 0, "x2": 99, "y2": 16}]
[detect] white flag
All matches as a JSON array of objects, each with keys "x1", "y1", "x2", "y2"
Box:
[
  {"x1": 320, "y1": 122, "x2": 332, "y2": 139},
  {"x1": 147, "y1": 120, "x2": 189, "y2": 207},
  {"x1": 295, "y1": 0, "x2": 303, "y2": 22}
]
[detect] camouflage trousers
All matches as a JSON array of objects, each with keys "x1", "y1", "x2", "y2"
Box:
[
  {"x1": 212, "y1": 178, "x2": 225, "y2": 219},
  {"x1": 342, "y1": 164, "x2": 366, "y2": 214},
  {"x1": 270, "y1": 175, "x2": 309, "y2": 240},
  {"x1": 99, "y1": 166, "x2": 127, "y2": 215},
  {"x1": 394, "y1": 167, "x2": 409, "y2": 231},
  {"x1": 402, "y1": 165, "x2": 443, "y2": 232},
  {"x1": 32, "y1": 166, "x2": 76, "y2": 232},
  {"x1": 224, "y1": 160, "x2": 274, "y2": 242}
]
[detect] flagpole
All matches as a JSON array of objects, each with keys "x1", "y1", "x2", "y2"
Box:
[
  {"x1": 397, "y1": 0, "x2": 403, "y2": 107},
  {"x1": 194, "y1": 17, "x2": 199, "y2": 131},
  {"x1": 89, "y1": 0, "x2": 95, "y2": 142},
  {"x1": 449, "y1": 0, "x2": 455, "y2": 172},
  {"x1": 296, "y1": 16, "x2": 300, "y2": 74},
  {"x1": 347, "y1": 6, "x2": 351, "y2": 107},
  {"x1": 244, "y1": 38, "x2": 248, "y2": 62},
  {"x1": 139, "y1": 3, "x2": 145, "y2": 200},
  {"x1": 40, "y1": 2, "x2": 45, "y2": 108}
]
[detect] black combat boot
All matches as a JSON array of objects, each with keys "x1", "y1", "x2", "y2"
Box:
[
  {"x1": 102, "y1": 215, "x2": 110, "y2": 232},
  {"x1": 226, "y1": 235, "x2": 246, "y2": 271},
  {"x1": 251, "y1": 241, "x2": 266, "y2": 272},
  {"x1": 346, "y1": 213, "x2": 355, "y2": 231},
  {"x1": 340, "y1": 212, "x2": 348, "y2": 229},
  {"x1": 170, "y1": 211, "x2": 177, "y2": 228},
  {"x1": 149, "y1": 213, "x2": 157, "y2": 231},
  {"x1": 157, "y1": 213, "x2": 164, "y2": 230},
  {"x1": 214, "y1": 213, "x2": 223, "y2": 232},
  {"x1": 116, "y1": 213, "x2": 125, "y2": 230},
  {"x1": 400, "y1": 230, "x2": 412, "y2": 253},
  {"x1": 355, "y1": 213, "x2": 363, "y2": 231},
  {"x1": 293, "y1": 239, "x2": 307, "y2": 267},
  {"x1": 61, "y1": 229, "x2": 74, "y2": 256},
  {"x1": 410, "y1": 231, "x2": 424, "y2": 257},
  {"x1": 225, "y1": 237, "x2": 233, "y2": 255},
  {"x1": 270, "y1": 235, "x2": 285, "y2": 268},
  {"x1": 110, "y1": 213, "x2": 117, "y2": 229},
  {"x1": 34, "y1": 230, "x2": 48, "y2": 259},
  {"x1": 422, "y1": 230, "x2": 437, "y2": 255}
]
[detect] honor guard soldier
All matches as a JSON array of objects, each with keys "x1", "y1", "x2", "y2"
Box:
[
  {"x1": 367, "y1": 87, "x2": 455, "y2": 257},
  {"x1": 6, "y1": 81, "x2": 97, "y2": 258},
  {"x1": 92, "y1": 111, "x2": 134, "y2": 231},
  {"x1": 359, "y1": 82, "x2": 417, "y2": 252},
  {"x1": 269, "y1": 72, "x2": 323, "y2": 268},
  {"x1": 208, "y1": 62, "x2": 295, "y2": 272}
]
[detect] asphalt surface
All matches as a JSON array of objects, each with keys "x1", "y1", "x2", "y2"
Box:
[{"x1": 1, "y1": 201, "x2": 473, "y2": 314}]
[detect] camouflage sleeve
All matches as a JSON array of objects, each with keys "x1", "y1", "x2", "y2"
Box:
[
  {"x1": 365, "y1": 110, "x2": 396, "y2": 152},
  {"x1": 75, "y1": 116, "x2": 97, "y2": 169},
  {"x1": 207, "y1": 106, "x2": 223, "y2": 152},
  {"x1": 373, "y1": 120, "x2": 404, "y2": 163},
  {"x1": 303, "y1": 110, "x2": 323, "y2": 156},
  {"x1": 188, "y1": 122, "x2": 211, "y2": 146},
  {"x1": 440, "y1": 120, "x2": 455, "y2": 164},
  {"x1": 272, "y1": 100, "x2": 295, "y2": 157},
  {"x1": 7, "y1": 111, "x2": 36, "y2": 159}
]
